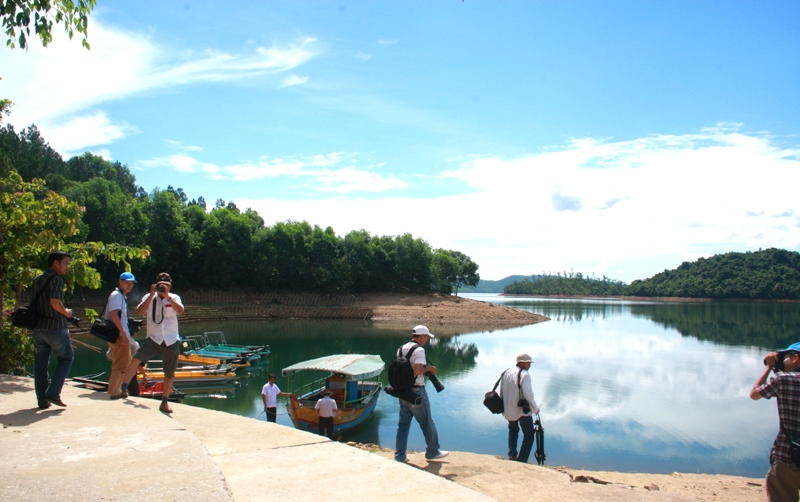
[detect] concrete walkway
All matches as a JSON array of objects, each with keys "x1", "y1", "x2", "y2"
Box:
[{"x1": 0, "y1": 375, "x2": 490, "y2": 501}]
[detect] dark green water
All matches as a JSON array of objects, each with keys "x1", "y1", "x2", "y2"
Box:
[{"x1": 61, "y1": 295, "x2": 800, "y2": 477}]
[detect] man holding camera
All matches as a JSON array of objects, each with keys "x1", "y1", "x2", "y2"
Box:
[
  {"x1": 751, "y1": 342, "x2": 800, "y2": 501},
  {"x1": 394, "y1": 325, "x2": 448, "y2": 463},
  {"x1": 500, "y1": 353, "x2": 540, "y2": 463},
  {"x1": 31, "y1": 250, "x2": 75, "y2": 409},
  {"x1": 111, "y1": 273, "x2": 184, "y2": 414}
]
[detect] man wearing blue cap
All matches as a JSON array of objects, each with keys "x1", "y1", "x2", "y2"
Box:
[
  {"x1": 751, "y1": 342, "x2": 800, "y2": 501},
  {"x1": 106, "y1": 272, "x2": 136, "y2": 396}
]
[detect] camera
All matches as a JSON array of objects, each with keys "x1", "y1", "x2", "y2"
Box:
[
  {"x1": 67, "y1": 316, "x2": 81, "y2": 326},
  {"x1": 425, "y1": 371, "x2": 445, "y2": 393},
  {"x1": 156, "y1": 283, "x2": 166, "y2": 293},
  {"x1": 518, "y1": 398, "x2": 531, "y2": 414},
  {"x1": 127, "y1": 318, "x2": 144, "y2": 335}
]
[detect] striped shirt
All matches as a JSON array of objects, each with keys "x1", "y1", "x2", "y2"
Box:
[
  {"x1": 759, "y1": 371, "x2": 800, "y2": 464},
  {"x1": 32, "y1": 270, "x2": 66, "y2": 330}
]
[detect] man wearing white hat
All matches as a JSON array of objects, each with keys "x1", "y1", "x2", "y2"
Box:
[
  {"x1": 500, "y1": 353, "x2": 540, "y2": 463},
  {"x1": 394, "y1": 325, "x2": 448, "y2": 462}
]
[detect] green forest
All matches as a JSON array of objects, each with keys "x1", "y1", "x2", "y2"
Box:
[
  {"x1": 504, "y1": 249, "x2": 800, "y2": 300},
  {"x1": 0, "y1": 124, "x2": 479, "y2": 295}
]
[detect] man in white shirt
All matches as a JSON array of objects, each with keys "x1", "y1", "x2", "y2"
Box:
[
  {"x1": 315, "y1": 388, "x2": 339, "y2": 439},
  {"x1": 394, "y1": 325, "x2": 448, "y2": 463},
  {"x1": 500, "y1": 353, "x2": 540, "y2": 463},
  {"x1": 262, "y1": 374, "x2": 291, "y2": 423},
  {"x1": 111, "y1": 272, "x2": 184, "y2": 414}
]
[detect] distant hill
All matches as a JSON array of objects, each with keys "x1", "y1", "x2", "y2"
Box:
[
  {"x1": 625, "y1": 248, "x2": 800, "y2": 299},
  {"x1": 461, "y1": 275, "x2": 539, "y2": 293}
]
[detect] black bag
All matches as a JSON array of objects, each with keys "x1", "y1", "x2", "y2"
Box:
[
  {"x1": 90, "y1": 304, "x2": 120, "y2": 343},
  {"x1": 387, "y1": 344, "x2": 418, "y2": 391},
  {"x1": 10, "y1": 274, "x2": 56, "y2": 330},
  {"x1": 483, "y1": 371, "x2": 506, "y2": 414},
  {"x1": 781, "y1": 423, "x2": 800, "y2": 466},
  {"x1": 10, "y1": 307, "x2": 38, "y2": 330}
]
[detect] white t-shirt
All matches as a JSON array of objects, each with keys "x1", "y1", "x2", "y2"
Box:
[
  {"x1": 398, "y1": 341, "x2": 426, "y2": 387},
  {"x1": 315, "y1": 396, "x2": 338, "y2": 417},
  {"x1": 106, "y1": 288, "x2": 130, "y2": 337},
  {"x1": 139, "y1": 293, "x2": 183, "y2": 345},
  {"x1": 262, "y1": 382, "x2": 282, "y2": 408}
]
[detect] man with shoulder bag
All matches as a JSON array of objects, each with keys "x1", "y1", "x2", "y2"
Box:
[
  {"x1": 30, "y1": 251, "x2": 75, "y2": 409},
  {"x1": 500, "y1": 353, "x2": 540, "y2": 462},
  {"x1": 105, "y1": 272, "x2": 137, "y2": 396},
  {"x1": 751, "y1": 342, "x2": 800, "y2": 501}
]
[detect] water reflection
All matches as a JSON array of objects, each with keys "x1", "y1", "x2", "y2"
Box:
[{"x1": 60, "y1": 296, "x2": 800, "y2": 478}]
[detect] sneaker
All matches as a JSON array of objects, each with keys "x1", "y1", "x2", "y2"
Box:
[
  {"x1": 110, "y1": 390, "x2": 128, "y2": 400},
  {"x1": 395, "y1": 457, "x2": 409, "y2": 463},
  {"x1": 426, "y1": 450, "x2": 449, "y2": 460}
]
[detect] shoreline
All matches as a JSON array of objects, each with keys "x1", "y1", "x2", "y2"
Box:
[{"x1": 496, "y1": 293, "x2": 800, "y2": 303}]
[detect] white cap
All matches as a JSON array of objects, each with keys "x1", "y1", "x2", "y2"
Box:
[{"x1": 412, "y1": 325, "x2": 435, "y2": 338}]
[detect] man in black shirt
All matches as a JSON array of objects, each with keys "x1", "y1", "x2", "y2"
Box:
[{"x1": 31, "y1": 250, "x2": 74, "y2": 409}]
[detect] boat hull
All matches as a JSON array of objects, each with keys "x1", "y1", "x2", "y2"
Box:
[{"x1": 286, "y1": 390, "x2": 381, "y2": 435}]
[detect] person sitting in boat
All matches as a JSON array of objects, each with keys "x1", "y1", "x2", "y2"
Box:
[
  {"x1": 110, "y1": 272, "x2": 184, "y2": 414},
  {"x1": 262, "y1": 374, "x2": 291, "y2": 423},
  {"x1": 315, "y1": 388, "x2": 339, "y2": 439}
]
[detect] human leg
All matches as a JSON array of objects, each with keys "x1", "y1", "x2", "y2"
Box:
[
  {"x1": 266, "y1": 407, "x2": 277, "y2": 422},
  {"x1": 45, "y1": 328, "x2": 73, "y2": 402},
  {"x1": 766, "y1": 457, "x2": 800, "y2": 502},
  {"x1": 517, "y1": 415, "x2": 535, "y2": 463},
  {"x1": 107, "y1": 338, "x2": 131, "y2": 394},
  {"x1": 508, "y1": 419, "x2": 520, "y2": 459},
  {"x1": 395, "y1": 400, "x2": 414, "y2": 461},
  {"x1": 408, "y1": 389, "x2": 442, "y2": 459},
  {"x1": 32, "y1": 330, "x2": 52, "y2": 406}
]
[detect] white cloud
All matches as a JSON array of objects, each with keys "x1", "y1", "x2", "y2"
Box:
[
  {"x1": 236, "y1": 126, "x2": 800, "y2": 282},
  {"x1": 47, "y1": 111, "x2": 137, "y2": 158},
  {"x1": 1, "y1": 19, "x2": 320, "y2": 155},
  {"x1": 282, "y1": 75, "x2": 309, "y2": 86},
  {"x1": 137, "y1": 151, "x2": 407, "y2": 193},
  {"x1": 354, "y1": 51, "x2": 372, "y2": 61}
]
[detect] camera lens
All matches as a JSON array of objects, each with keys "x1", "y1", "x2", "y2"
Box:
[{"x1": 156, "y1": 284, "x2": 165, "y2": 292}]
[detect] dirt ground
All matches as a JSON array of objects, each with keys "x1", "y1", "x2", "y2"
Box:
[
  {"x1": 348, "y1": 444, "x2": 764, "y2": 502},
  {"x1": 356, "y1": 292, "x2": 549, "y2": 333}
]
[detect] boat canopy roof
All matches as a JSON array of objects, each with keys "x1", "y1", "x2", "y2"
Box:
[{"x1": 282, "y1": 354, "x2": 385, "y2": 380}]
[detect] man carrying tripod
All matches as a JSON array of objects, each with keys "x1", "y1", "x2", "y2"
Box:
[
  {"x1": 501, "y1": 353, "x2": 540, "y2": 463},
  {"x1": 394, "y1": 325, "x2": 448, "y2": 463}
]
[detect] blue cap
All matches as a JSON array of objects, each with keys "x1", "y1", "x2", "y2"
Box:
[{"x1": 120, "y1": 272, "x2": 137, "y2": 282}]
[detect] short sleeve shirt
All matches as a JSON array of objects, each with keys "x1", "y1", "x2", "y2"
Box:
[
  {"x1": 759, "y1": 371, "x2": 800, "y2": 464},
  {"x1": 33, "y1": 269, "x2": 66, "y2": 330},
  {"x1": 398, "y1": 341, "x2": 426, "y2": 386},
  {"x1": 262, "y1": 382, "x2": 281, "y2": 408},
  {"x1": 315, "y1": 396, "x2": 338, "y2": 418},
  {"x1": 139, "y1": 293, "x2": 183, "y2": 345},
  {"x1": 105, "y1": 289, "x2": 130, "y2": 337}
]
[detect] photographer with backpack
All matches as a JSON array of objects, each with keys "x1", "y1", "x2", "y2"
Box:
[{"x1": 392, "y1": 325, "x2": 448, "y2": 463}]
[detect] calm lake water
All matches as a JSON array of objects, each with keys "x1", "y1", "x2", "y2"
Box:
[{"x1": 64, "y1": 294, "x2": 800, "y2": 478}]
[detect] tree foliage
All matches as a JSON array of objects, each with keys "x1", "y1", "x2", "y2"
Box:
[
  {"x1": 1, "y1": 0, "x2": 96, "y2": 49},
  {"x1": 505, "y1": 271, "x2": 627, "y2": 296}
]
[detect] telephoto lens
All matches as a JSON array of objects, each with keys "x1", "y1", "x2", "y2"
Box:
[
  {"x1": 425, "y1": 371, "x2": 445, "y2": 393},
  {"x1": 156, "y1": 284, "x2": 165, "y2": 292},
  {"x1": 67, "y1": 316, "x2": 81, "y2": 326}
]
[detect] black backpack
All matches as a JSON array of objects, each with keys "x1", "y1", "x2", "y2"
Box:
[{"x1": 388, "y1": 343, "x2": 419, "y2": 391}]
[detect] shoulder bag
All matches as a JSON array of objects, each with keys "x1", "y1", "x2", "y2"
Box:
[
  {"x1": 90, "y1": 304, "x2": 120, "y2": 344},
  {"x1": 10, "y1": 274, "x2": 56, "y2": 330},
  {"x1": 483, "y1": 370, "x2": 506, "y2": 414}
]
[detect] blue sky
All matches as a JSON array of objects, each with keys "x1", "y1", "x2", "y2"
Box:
[{"x1": 2, "y1": 1, "x2": 799, "y2": 282}]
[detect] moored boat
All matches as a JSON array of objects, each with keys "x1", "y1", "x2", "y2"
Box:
[
  {"x1": 70, "y1": 373, "x2": 185, "y2": 402},
  {"x1": 282, "y1": 354, "x2": 384, "y2": 436},
  {"x1": 138, "y1": 366, "x2": 236, "y2": 384}
]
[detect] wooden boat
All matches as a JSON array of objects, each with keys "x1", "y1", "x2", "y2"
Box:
[
  {"x1": 138, "y1": 366, "x2": 236, "y2": 384},
  {"x1": 203, "y1": 331, "x2": 270, "y2": 356},
  {"x1": 282, "y1": 354, "x2": 384, "y2": 435},
  {"x1": 70, "y1": 373, "x2": 185, "y2": 402},
  {"x1": 178, "y1": 352, "x2": 249, "y2": 369},
  {"x1": 183, "y1": 336, "x2": 262, "y2": 362}
]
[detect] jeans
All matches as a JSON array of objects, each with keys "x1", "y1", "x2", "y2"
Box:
[
  {"x1": 266, "y1": 407, "x2": 277, "y2": 422},
  {"x1": 32, "y1": 328, "x2": 73, "y2": 404},
  {"x1": 395, "y1": 387, "x2": 441, "y2": 460},
  {"x1": 319, "y1": 416, "x2": 334, "y2": 439},
  {"x1": 508, "y1": 415, "x2": 535, "y2": 462}
]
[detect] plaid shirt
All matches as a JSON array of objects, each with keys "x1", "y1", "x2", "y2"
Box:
[{"x1": 759, "y1": 371, "x2": 800, "y2": 464}]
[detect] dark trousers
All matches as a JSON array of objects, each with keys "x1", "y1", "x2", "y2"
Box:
[
  {"x1": 266, "y1": 407, "x2": 277, "y2": 422},
  {"x1": 508, "y1": 415, "x2": 535, "y2": 462},
  {"x1": 319, "y1": 416, "x2": 335, "y2": 439}
]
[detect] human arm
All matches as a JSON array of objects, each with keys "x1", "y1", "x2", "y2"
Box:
[
  {"x1": 168, "y1": 293, "x2": 184, "y2": 315},
  {"x1": 750, "y1": 352, "x2": 777, "y2": 400},
  {"x1": 48, "y1": 298, "x2": 73, "y2": 319},
  {"x1": 521, "y1": 371, "x2": 540, "y2": 414},
  {"x1": 136, "y1": 285, "x2": 157, "y2": 316},
  {"x1": 110, "y1": 309, "x2": 130, "y2": 346}
]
